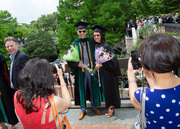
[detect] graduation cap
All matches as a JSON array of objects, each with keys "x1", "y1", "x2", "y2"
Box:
[
  {"x1": 74, "y1": 21, "x2": 89, "y2": 30},
  {"x1": 91, "y1": 25, "x2": 107, "y2": 33}
]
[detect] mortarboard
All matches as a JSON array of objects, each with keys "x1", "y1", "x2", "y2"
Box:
[
  {"x1": 74, "y1": 21, "x2": 89, "y2": 30},
  {"x1": 91, "y1": 25, "x2": 107, "y2": 33}
]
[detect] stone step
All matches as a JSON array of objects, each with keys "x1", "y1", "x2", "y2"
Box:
[
  {"x1": 70, "y1": 100, "x2": 134, "y2": 109},
  {"x1": 55, "y1": 85, "x2": 134, "y2": 108}
]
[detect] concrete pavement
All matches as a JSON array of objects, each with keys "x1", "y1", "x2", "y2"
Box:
[
  {"x1": 66, "y1": 107, "x2": 139, "y2": 124},
  {"x1": 2, "y1": 100, "x2": 139, "y2": 129},
  {"x1": 61, "y1": 100, "x2": 139, "y2": 129}
]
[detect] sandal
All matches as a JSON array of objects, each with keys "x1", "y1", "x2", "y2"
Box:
[
  {"x1": 105, "y1": 106, "x2": 114, "y2": 115},
  {"x1": 105, "y1": 106, "x2": 115, "y2": 118}
]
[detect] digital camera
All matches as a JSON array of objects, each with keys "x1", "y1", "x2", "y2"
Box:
[
  {"x1": 50, "y1": 59, "x2": 64, "y2": 74},
  {"x1": 131, "y1": 50, "x2": 142, "y2": 70}
]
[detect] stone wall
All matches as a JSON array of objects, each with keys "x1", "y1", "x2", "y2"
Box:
[{"x1": 163, "y1": 23, "x2": 180, "y2": 33}]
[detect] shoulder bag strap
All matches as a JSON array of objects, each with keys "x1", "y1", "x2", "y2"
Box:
[
  {"x1": 49, "y1": 96, "x2": 58, "y2": 128},
  {"x1": 141, "y1": 88, "x2": 146, "y2": 127},
  {"x1": 140, "y1": 71, "x2": 146, "y2": 128},
  {"x1": 28, "y1": 114, "x2": 32, "y2": 129},
  {"x1": 52, "y1": 96, "x2": 61, "y2": 126},
  {"x1": 52, "y1": 98, "x2": 70, "y2": 128}
]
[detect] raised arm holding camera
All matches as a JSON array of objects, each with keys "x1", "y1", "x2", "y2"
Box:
[
  {"x1": 14, "y1": 58, "x2": 71, "y2": 129},
  {"x1": 128, "y1": 33, "x2": 180, "y2": 128}
]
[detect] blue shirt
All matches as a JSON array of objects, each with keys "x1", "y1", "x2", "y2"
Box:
[
  {"x1": 135, "y1": 85, "x2": 180, "y2": 129},
  {"x1": 9, "y1": 50, "x2": 18, "y2": 89}
]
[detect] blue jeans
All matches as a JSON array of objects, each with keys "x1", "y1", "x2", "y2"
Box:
[{"x1": 81, "y1": 69, "x2": 96, "y2": 113}]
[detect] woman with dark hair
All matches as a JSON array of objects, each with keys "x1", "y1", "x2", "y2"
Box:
[
  {"x1": 0, "y1": 53, "x2": 19, "y2": 129},
  {"x1": 91, "y1": 28, "x2": 105, "y2": 48},
  {"x1": 14, "y1": 58, "x2": 71, "y2": 129},
  {"x1": 91, "y1": 25, "x2": 121, "y2": 118},
  {"x1": 128, "y1": 33, "x2": 180, "y2": 128}
]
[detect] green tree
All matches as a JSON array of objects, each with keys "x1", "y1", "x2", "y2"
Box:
[
  {"x1": 91, "y1": 1, "x2": 128, "y2": 45},
  {"x1": 131, "y1": 0, "x2": 180, "y2": 17},
  {"x1": 47, "y1": 13, "x2": 58, "y2": 35},
  {"x1": 23, "y1": 30, "x2": 58, "y2": 61},
  {"x1": 160, "y1": 0, "x2": 180, "y2": 13},
  {"x1": 0, "y1": 10, "x2": 17, "y2": 55},
  {"x1": 14, "y1": 24, "x2": 31, "y2": 39},
  {"x1": 56, "y1": 0, "x2": 80, "y2": 56},
  {"x1": 33, "y1": 13, "x2": 58, "y2": 35},
  {"x1": 56, "y1": 0, "x2": 132, "y2": 57},
  {"x1": 131, "y1": 0, "x2": 151, "y2": 18}
]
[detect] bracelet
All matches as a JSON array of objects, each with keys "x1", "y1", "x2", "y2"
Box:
[{"x1": 128, "y1": 80, "x2": 137, "y2": 84}]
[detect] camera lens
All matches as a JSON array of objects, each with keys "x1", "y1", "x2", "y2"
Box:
[
  {"x1": 50, "y1": 59, "x2": 65, "y2": 74},
  {"x1": 58, "y1": 64, "x2": 62, "y2": 69},
  {"x1": 50, "y1": 63, "x2": 57, "y2": 74}
]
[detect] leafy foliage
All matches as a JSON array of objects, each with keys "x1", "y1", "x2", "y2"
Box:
[
  {"x1": 56, "y1": 0, "x2": 80, "y2": 57},
  {"x1": 0, "y1": 10, "x2": 17, "y2": 55},
  {"x1": 165, "y1": 32, "x2": 180, "y2": 42},
  {"x1": 32, "y1": 13, "x2": 58, "y2": 35},
  {"x1": 131, "y1": 0, "x2": 151, "y2": 18},
  {"x1": 23, "y1": 30, "x2": 58, "y2": 61},
  {"x1": 56, "y1": 0, "x2": 132, "y2": 57},
  {"x1": 1, "y1": 0, "x2": 179, "y2": 62},
  {"x1": 131, "y1": 24, "x2": 157, "y2": 51},
  {"x1": 131, "y1": 0, "x2": 180, "y2": 18},
  {"x1": 131, "y1": 24, "x2": 180, "y2": 53},
  {"x1": 151, "y1": 0, "x2": 180, "y2": 14}
]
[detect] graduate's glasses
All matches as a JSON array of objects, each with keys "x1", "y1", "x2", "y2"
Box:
[
  {"x1": 78, "y1": 30, "x2": 86, "y2": 33},
  {"x1": 93, "y1": 34, "x2": 100, "y2": 37}
]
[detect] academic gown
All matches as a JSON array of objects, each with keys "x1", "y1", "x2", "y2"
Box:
[
  {"x1": 67, "y1": 37, "x2": 103, "y2": 107},
  {"x1": 95, "y1": 43, "x2": 121, "y2": 108},
  {"x1": 0, "y1": 54, "x2": 19, "y2": 125}
]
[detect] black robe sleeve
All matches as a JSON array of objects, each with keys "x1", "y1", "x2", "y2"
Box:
[{"x1": 102, "y1": 44, "x2": 121, "y2": 76}]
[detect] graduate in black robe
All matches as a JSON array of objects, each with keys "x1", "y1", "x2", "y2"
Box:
[
  {"x1": 0, "y1": 53, "x2": 19, "y2": 128},
  {"x1": 91, "y1": 25, "x2": 121, "y2": 118}
]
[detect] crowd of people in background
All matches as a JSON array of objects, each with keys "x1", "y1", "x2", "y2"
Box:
[
  {"x1": 17, "y1": 37, "x2": 27, "y2": 45},
  {"x1": 136, "y1": 12, "x2": 179, "y2": 27},
  {"x1": 126, "y1": 12, "x2": 180, "y2": 37}
]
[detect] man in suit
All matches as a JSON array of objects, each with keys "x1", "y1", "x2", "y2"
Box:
[{"x1": 4, "y1": 36, "x2": 30, "y2": 93}]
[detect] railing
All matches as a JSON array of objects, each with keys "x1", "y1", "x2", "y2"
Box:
[{"x1": 55, "y1": 58, "x2": 132, "y2": 100}]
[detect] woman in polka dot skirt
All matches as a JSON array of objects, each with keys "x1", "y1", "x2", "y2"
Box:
[{"x1": 128, "y1": 33, "x2": 180, "y2": 129}]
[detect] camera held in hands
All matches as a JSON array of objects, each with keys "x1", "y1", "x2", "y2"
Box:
[
  {"x1": 50, "y1": 59, "x2": 64, "y2": 85},
  {"x1": 131, "y1": 50, "x2": 142, "y2": 70},
  {"x1": 50, "y1": 59, "x2": 64, "y2": 74}
]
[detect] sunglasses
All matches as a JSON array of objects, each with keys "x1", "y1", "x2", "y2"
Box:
[
  {"x1": 93, "y1": 34, "x2": 100, "y2": 37},
  {"x1": 78, "y1": 30, "x2": 86, "y2": 33}
]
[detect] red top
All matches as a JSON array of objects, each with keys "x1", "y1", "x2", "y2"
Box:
[{"x1": 14, "y1": 91, "x2": 56, "y2": 129}]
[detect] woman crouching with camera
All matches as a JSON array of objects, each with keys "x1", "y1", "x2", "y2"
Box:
[{"x1": 14, "y1": 58, "x2": 71, "y2": 129}]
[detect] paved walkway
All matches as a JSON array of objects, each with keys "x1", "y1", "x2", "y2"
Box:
[
  {"x1": 3, "y1": 101, "x2": 139, "y2": 129},
  {"x1": 67, "y1": 108, "x2": 138, "y2": 129}
]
